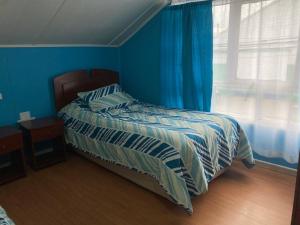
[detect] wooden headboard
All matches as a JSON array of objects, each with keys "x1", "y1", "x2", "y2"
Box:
[{"x1": 53, "y1": 69, "x2": 119, "y2": 111}]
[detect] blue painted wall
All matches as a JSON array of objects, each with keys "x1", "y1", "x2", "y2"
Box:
[
  {"x1": 0, "y1": 47, "x2": 119, "y2": 125},
  {"x1": 254, "y1": 152, "x2": 298, "y2": 169},
  {"x1": 120, "y1": 12, "x2": 162, "y2": 105}
]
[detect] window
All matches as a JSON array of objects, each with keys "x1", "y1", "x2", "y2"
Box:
[
  {"x1": 212, "y1": 0, "x2": 300, "y2": 125},
  {"x1": 212, "y1": 0, "x2": 300, "y2": 163}
]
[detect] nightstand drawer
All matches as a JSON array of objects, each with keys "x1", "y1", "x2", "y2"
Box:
[
  {"x1": 0, "y1": 134, "x2": 23, "y2": 154},
  {"x1": 31, "y1": 125, "x2": 64, "y2": 143}
]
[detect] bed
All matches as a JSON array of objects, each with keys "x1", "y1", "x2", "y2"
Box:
[{"x1": 53, "y1": 69, "x2": 255, "y2": 213}]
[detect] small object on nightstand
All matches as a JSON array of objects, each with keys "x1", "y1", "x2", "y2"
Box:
[
  {"x1": 0, "y1": 126, "x2": 26, "y2": 184},
  {"x1": 19, "y1": 117, "x2": 66, "y2": 170}
]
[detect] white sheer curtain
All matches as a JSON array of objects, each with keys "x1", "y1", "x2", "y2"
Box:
[{"x1": 212, "y1": 0, "x2": 300, "y2": 163}]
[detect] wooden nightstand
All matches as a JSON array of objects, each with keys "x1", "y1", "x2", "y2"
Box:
[
  {"x1": 0, "y1": 126, "x2": 26, "y2": 184},
  {"x1": 20, "y1": 117, "x2": 66, "y2": 170}
]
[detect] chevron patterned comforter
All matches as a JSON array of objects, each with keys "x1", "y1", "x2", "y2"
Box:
[
  {"x1": 59, "y1": 99, "x2": 254, "y2": 213},
  {"x1": 0, "y1": 207, "x2": 15, "y2": 225}
]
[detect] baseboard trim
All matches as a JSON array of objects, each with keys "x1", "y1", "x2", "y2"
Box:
[{"x1": 255, "y1": 159, "x2": 297, "y2": 176}]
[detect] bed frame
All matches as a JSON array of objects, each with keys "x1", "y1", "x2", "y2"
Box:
[
  {"x1": 53, "y1": 69, "x2": 119, "y2": 111},
  {"x1": 53, "y1": 69, "x2": 227, "y2": 202}
]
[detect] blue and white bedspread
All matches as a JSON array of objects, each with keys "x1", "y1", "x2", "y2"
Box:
[
  {"x1": 59, "y1": 99, "x2": 255, "y2": 213},
  {"x1": 0, "y1": 207, "x2": 15, "y2": 225}
]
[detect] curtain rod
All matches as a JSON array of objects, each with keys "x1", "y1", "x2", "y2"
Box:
[
  {"x1": 170, "y1": 0, "x2": 271, "y2": 6},
  {"x1": 170, "y1": 0, "x2": 209, "y2": 6}
]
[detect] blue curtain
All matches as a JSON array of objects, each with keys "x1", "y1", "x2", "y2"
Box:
[{"x1": 160, "y1": 1, "x2": 213, "y2": 111}]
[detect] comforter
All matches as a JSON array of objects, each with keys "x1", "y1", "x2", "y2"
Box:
[
  {"x1": 0, "y1": 207, "x2": 15, "y2": 225},
  {"x1": 59, "y1": 99, "x2": 255, "y2": 213}
]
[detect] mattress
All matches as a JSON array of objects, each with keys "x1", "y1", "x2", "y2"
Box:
[{"x1": 59, "y1": 99, "x2": 255, "y2": 213}]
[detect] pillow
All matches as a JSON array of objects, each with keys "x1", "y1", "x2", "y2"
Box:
[
  {"x1": 89, "y1": 91, "x2": 136, "y2": 112},
  {"x1": 78, "y1": 83, "x2": 122, "y2": 103}
]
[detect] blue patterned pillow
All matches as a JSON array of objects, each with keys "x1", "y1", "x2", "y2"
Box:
[
  {"x1": 89, "y1": 91, "x2": 136, "y2": 112},
  {"x1": 78, "y1": 83, "x2": 122, "y2": 103}
]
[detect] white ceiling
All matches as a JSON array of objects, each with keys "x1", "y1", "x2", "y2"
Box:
[{"x1": 0, "y1": 0, "x2": 168, "y2": 47}]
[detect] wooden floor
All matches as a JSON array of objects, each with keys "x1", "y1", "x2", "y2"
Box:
[{"x1": 0, "y1": 153, "x2": 296, "y2": 225}]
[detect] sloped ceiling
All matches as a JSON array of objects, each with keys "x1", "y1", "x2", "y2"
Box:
[{"x1": 0, "y1": 0, "x2": 169, "y2": 47}]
